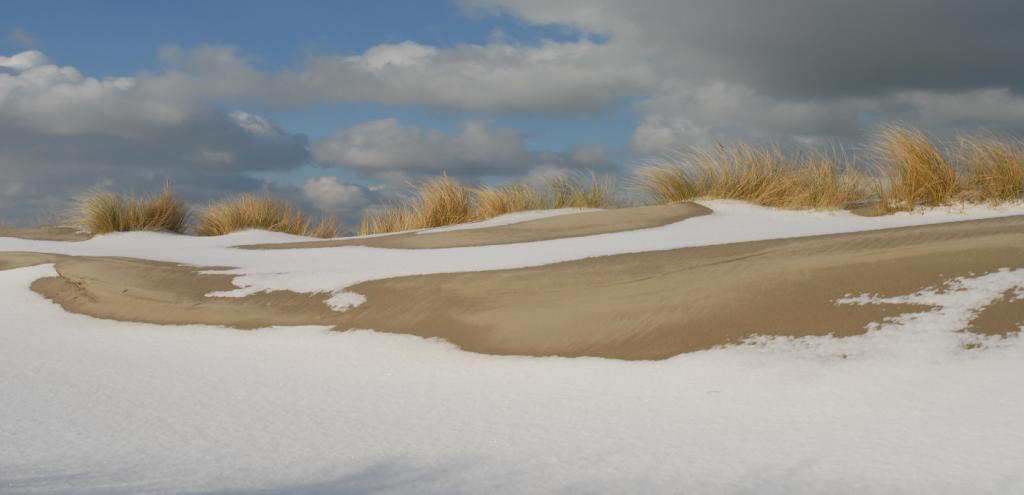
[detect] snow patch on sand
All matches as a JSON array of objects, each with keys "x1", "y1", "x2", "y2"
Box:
[
  {"x1": 2, "y1": 201, "x2": 1024, "y2": 311},
  {"x1": 2, "y1": 264, "x2": 1024, "y2": 494}
]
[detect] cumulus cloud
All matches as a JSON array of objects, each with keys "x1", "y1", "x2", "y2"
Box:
[
  {"x1": 314, "y1": 118, "x2": 611, "y2": 176},
  {"x1": 302, "y1": 177, "x2": 372, "y2": 212},
  {"x1": 313, "y1": 119, "x2": 531, "y2": 173},
  {"x1": 466, "y1": 0, "x2": 1024, "y2": 153},
  {"x1": 0, "y1": 51, "x2": 309, "y2": 223},
  {"x1": 153, "y1": 39, "x2": 651, "y2": 114}
]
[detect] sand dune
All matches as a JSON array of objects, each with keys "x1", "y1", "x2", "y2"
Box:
[
  {"x1": 0, "y1": 226, "x2": 89, "y2": 242},
  {"x1": 28, "y1": 255, "x2": 339, "y2": 329},
  {"x1": 10, "y1": 213, "x2": 1023, "y2": 359},
  {"x1": 244, "y1": 202, "x2": 711, "y2": 250},
  {"x1": 339, "y1": 215, "x2": 1024, "y2": 359}
]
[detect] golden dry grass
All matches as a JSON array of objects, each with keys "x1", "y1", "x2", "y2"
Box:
[
  {"x1": 473, "y1": 183, "x2": 544, "y2": 220},
  {"x1": 354, "y1": 126, "x2": 1023, "y2": 234},
  {"x1": 359, "y1": 204, "x2": 416, "y2": 236},
  {"x1": 359, "y1": 172, "x2": 616, "y2": 235},
  {"x1": 543, "y1": 172, "x2": 617, "y2": 209},
  {"x1": 78, "y1": 183, "x2": 189, "y2": 234},
  {"x1": 637, "y1": 145, "x2": 868, "y2": 210},
  {"x1": 873, "y1": 126, "x2": 962, "y2": 210},
  {"x1": 957, "y1": 135, "x2": 1024, "y2": 202},
  {"x1": 359, "y1": 175, "x2": 473, "y2": 235},
  {"x1": 196, "y1": 193, "x2": 338, "y2": 237},
  {"x1": 416, "y1": 174, "x2": 474, "y2": 228}
]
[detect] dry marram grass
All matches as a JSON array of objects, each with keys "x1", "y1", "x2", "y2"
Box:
[
  {"x1": 637, "y1": 145, "x2": 867, "y2": 209},
  {"x1": 473, "y1": 183, "x2": 544, "y2": 220},
  {"x1": 78, "y1": 183, "x2": 189, "y2": 234},
  {"x1": 359, "y1": 175, "x2": 472, "y2": 235},
  {"x1": 873, "y1": 126, "x2": 962, "y2": 210},
  {"x1": 958, "y1": 135, "x2": 1024, "y2": 202},
  {"x1": 196, "y1": 193, "x2": 338, "y2": 237},
  {"x1": 544, "y1": 172, "x2": 616, "y2": 209},
  {"x1": 359, "y1": 172, "x2": 617, "y2": 235}
]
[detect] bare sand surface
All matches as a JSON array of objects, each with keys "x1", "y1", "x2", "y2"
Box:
[
  {"x1": 340, "y1": 216, "x2": 1024, "y2": 358},
  {"x1": 8, "y1": 214, "x2": 1023, "y2": 359},
  {"x1": 244, "y1": 202, "x2": 712, "y2": 250},
  {"x1": 969, "y1": 290, "x2": 1024, "y2": 336},
  {"x1": 0, "y1": 252, "x2": 60, "y2": 271},
  {"x1": 27, "y1": 256, "x2": 339, "y2": 329},
  {"x1": 0, "y1": 226, "x2": 90, "y2": 241}
]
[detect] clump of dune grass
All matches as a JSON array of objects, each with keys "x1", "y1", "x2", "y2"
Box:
[
  {"x1": 635, "y1": 160, "x2": 699, "y2": 204},
  {"x1": 359, "y1": 175, "x2": 473, "y2": 235},
  {"x1": 359, "y1": 204, "x2": 417, "y2": 236},
  {"x1": 637, "y1": 144, "x2": 868, "y2": 210},
  {"x1": 309, "y1": 215, "x2": 341, "y2": 238},
  {"x1": 543, "y1": 172, "x2": 617, "y2": 209},
  {"x1": 473, "y1": 183, "x2": 544, "y2": 220},
  {"x1": 779, "y1": 155, "x2": 870, "y2": 210},
  {"x1": 415, "y1": 174, "x2": 474, "y2": 228},
  {"x1": 873, "y1": 126, "x2": 962, "y2": 211},
  {"x1": 78, "y1": 183, "x2": 189, "y2": 234},
  {"x1": 957, "y1": 135, "x2": 1024, "y2": 202},
  {"x1": 196, "y1": 193, "x2": 337, "y2": 238}
]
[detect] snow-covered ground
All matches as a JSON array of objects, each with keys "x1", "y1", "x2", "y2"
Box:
[
  {"x1": 1, "y1": 200, "x2": 1023, "y2": 309},
  {"x1": 3, "y1": 263, "x2": 1024, "y2": 494},
  {"x1": 3, "y1": 202, "x2": 1024, "y2": 494}
]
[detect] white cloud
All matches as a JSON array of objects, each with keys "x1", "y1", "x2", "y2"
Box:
[
  {"x1": 0, "y1": 50, "x2": 310, "y2": 223},
  {"x1": 466, "y1": 0, "x2": 1024, "y2": 153},
  {"x1": 313, "y1": 118, "x2": 613, "y2": 177},
  {"x1": 302, "y1": 177, "x2": 372, "y2": 212},
  {"x1": 151, "y1": 40, "x2": 651, "y2": 114},
  {"x1": 0, "y1": 50, "x2": 49, "y2": 70},
  {"x1": 313, "y1": 118, "x2": 531, "y2": 173}
]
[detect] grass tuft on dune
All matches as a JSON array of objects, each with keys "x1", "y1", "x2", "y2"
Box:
[
  {"x1": 196, "y1": 193, "x2": 338, "y2": 238},
  {"x1": 637, "y1": 145, "x2": 867, "y2": 210},
  {"x1": 473, "y1": 183, "x2": 545, "y2": 220},
  {"x1": 958, "y1": 135, "x2": 1024, "y2": 203},
  {"x1": 639, "y1": 125, "x2": 1024, "y2": 212},
  {"x1": 78, "y1": 182, "x2": 189, "y2": 234},
  {"x1": 872, "y1": 126, "x2": 962, "y2": 211},
  {"x1": 543, "y1": 172, "x2": 617, "y2": 209},
  {"x1": 359, "y1": 175, "x2": 473, "y2": 235},
  {"x1": 359, "y1": 172, "x2": 617, "y2": 235}
]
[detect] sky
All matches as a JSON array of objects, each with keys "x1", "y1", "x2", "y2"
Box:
[{"x1": 2, "y1": 0, "x2": 1024, "y2": 225}]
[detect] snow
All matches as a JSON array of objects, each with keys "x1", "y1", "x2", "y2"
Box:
[
  {"x1": 3, "y1": 261, "x2": 1024, "y2": 494},
  {"x1": 1, "y1": 200, "x2": 1023, "y2": 309}
]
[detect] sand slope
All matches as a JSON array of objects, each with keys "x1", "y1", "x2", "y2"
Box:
[
  {"x1": 13, "y1": 214, "x2": 1024, "y2": 359},
  {"x1": 0, "y1": 226, "x2": 89, "y2": 241},
  {"x1": 245, "y1": 202, "x2": 711, "y2": 250},
  {"x1": 338, "y1": 215, "x2": 1024, "y2": 359}
]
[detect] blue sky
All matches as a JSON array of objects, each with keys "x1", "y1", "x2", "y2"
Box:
[{"x1": 2, "y1": 0, "x2": 1022, "y2": 224}]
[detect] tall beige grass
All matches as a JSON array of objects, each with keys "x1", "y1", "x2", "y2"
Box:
[
  {"x1": 543, "y1": 172, "x2": 617, "y2": 209},
  {"x1": 473, "y1": 183, "x2": 544, "y2": 220},
  {"x1": 78, "y1": 183, "x2": 189, "y2": 234},
  {"x1": 637, "y1": 145, "x2": 867, "y2": 209},
  {"x1": 873, "y1": 126, "x2": 962, "y2": 210},
  {"x1": 359, "y1": 172, "x2": 616, "y2": 235},
  {"x1": 359, "y1": 175, "x2": 473, "y2": 235},
  {"x1": 196, "y1": 193, "x2": 338, "y2": 237},
  {"x1": 958, "y1": 135, "x2": 1024, "y2": 202}
]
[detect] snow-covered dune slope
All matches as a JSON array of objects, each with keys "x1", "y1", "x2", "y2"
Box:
[
  {"x1": 2, "y1": 261, "x2": 1024, "y2": 494},
  {"x1": 2, "y1": 200, "x2": 1023, "y2": 309}
]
